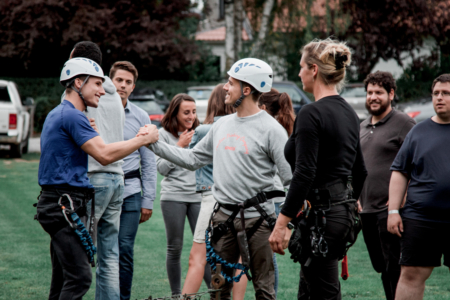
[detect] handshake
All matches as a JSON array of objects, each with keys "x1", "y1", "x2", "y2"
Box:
[{"x1": 136, "y1": 124, "x2": 159, "y2": 146}]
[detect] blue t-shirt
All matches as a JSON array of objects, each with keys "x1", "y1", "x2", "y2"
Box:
[
  {"x1": 391, "y1": 118, "x2": 450, "y2": 223},
  {"x1": 38, "y1": 100, "x2": 99, "y2": 188}
]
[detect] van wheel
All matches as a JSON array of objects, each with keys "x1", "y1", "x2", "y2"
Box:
[
  {"x1": 10, "y1": 143, "x2": 23, "y2": 158},
  {"x1": 22, "y1": 139, "x2": 29, "y2": 154}
]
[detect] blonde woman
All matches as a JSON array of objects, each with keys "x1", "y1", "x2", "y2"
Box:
[{"x1": 270, "y1": 39, "x2": 367, "y2": 299}]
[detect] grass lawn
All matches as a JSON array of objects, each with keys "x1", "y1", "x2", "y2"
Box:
[{"x1": 0, "y1": 153, "x2": 449, "y2": 299}]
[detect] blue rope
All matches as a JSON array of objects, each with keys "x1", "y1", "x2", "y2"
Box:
[
  {"x1": 205, "y1": 227, "x2": 249, "y2": 283},
  {"x1": 71, "y1": 212, "x2": 97, "y2": 264}
]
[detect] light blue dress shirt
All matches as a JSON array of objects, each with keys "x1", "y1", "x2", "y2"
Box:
[{"x1": 122, "y1": 100, "x2": 157, "y2": 209}]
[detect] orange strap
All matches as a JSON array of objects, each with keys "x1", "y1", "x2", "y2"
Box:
[{"x1": 341, "y1": 255, "x2": 349, "y2": 280}]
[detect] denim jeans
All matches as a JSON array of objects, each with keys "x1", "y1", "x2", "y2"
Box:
[
  {"x1": 88, "y1": 173, "x2": 124, "y2": 300},
  {"x1": 118, "y1": 192, "x2": 142, "y2": 300},
  {"x1": 273, "y1": 202, "x2": 281, "y2": 296}
]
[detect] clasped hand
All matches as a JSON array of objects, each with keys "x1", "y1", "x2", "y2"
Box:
[{"x1": 136, "y1": 124, "x2": 159, "y2": 144}]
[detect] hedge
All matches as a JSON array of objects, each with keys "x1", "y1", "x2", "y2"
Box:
[
  {"x1": 0, "y1": 77, "x2": 218, "y2": 133},
  {"x1": 3, "y1": 67, "x2": 443, "y2": 133}
]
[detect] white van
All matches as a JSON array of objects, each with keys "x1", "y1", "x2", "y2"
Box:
[{"x1": 0, "y1": 80, "x2": 34, "y2": 157}]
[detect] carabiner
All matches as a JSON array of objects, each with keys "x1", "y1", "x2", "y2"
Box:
[
  {"x1": 318, "y1": 236, "x2": 328, "y2": 255},
  {"x1": 58, "y1": 194, "x2": 76, "y2": 229}
]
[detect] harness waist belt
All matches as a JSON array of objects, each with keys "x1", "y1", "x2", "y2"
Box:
[
  {"x1": 307, "y1": 179, "x2": 349, "y2": 203},
  {"x1": 124, "y1": 169, "x2": 141, "y2": 180},
  {"x1": 41, "y1": 186, "x2": 94, "y2": 198},
  {"x1": 221, "y1": 190, "x2": 285, "y2": 212}
]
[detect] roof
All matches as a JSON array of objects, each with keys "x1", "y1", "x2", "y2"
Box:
[{"x1": 195, "y1": 26, "x2": 250, "y2": 41}]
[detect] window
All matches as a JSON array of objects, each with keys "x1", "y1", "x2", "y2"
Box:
[
  {"x1": 130, "y1": 100, "x2": 164, "y2": 114},
  {"x1": 341, "y1": 87, "x2": 366, "y2": 98},
  {"x1": 187, "y1": 89, "x2": 213, "y2": 101},
  {"x1": 0, "y1": 87, "x2": 11, "y2": 103}
]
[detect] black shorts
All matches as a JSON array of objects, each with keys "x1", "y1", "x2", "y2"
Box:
[{"x1": 400, "y1": 218, "x2": 450, "y2": 267}]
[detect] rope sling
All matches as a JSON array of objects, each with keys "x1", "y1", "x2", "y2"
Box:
[{"x1": 59, "y1": 194, "x2": 97, "y2": 264}]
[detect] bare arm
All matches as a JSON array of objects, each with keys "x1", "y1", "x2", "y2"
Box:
[
  {"x1": 269, "y1": 213, "x2": 292, "y2": 255},
  {"x1": 82, "y1": 125, "x2": 159, "y2": 166},
  {"x1": 387, "y1": 171, "x2": 409, "y2": 237}
]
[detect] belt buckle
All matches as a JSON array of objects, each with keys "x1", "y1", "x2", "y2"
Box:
[{"x1": 256, "y1": 192, "x2": 267, "y2": 204}]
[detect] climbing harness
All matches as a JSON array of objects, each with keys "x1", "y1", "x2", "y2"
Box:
[
  {"x1": 288, "y1": 177, "x2": 361, "y2": 266},
  {"x1": 58, "y1": 193, "x2": 97, "y2": 266},
  {"x1": 205, "y1": 190, "x2": 285, "y2": 282},
  {"x1": 205, "y1": 226, "x2": 249, "y2": 283}
]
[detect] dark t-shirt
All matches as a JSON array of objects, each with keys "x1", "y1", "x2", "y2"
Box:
[
  {"x1": 360, "y1": 110, "x2": 415, "y2": 213},
  {"x1": 391, "y1": 118, "x2": 450, "y2": 223},
  {"x1": 38, "y1": 100, "x2": 98, "y2": 188},
  {"x1": 281, "y1": 95, "x2": 367, "y2": 218}
]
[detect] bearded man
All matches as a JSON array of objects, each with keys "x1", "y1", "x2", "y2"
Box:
[{"x1": 358, "y1": 71, "x2": 415, "y2": 300}]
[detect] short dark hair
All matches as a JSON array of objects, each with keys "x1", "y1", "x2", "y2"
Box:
[
  {"x1": 431, "y1": 74, "x2": 450, "y2": 92},
  {"x1": 364, "y1": 71, "x2": 396, "y2": 94},
  {"x1": 72, "y1": 41, "x2": 102, "y2": 65},
  {"x1": 110, "y1": 61, "x2": 139, "y2": 83},
  {"x1": 241, "y1": 81, "x2": 262, "y2": 101}
]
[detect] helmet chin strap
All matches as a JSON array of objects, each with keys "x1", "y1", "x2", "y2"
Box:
[
  {"x1": 70, "y1": 76, "x2": 91, "y2": 112},
  {"x1": 233, "y1": 81, "x2": 255, "y2": 108}
]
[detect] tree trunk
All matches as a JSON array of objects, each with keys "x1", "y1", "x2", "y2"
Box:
[
  {"x1": 234, "y1": 0, "x2": 244, "y2": 58},
  {"x1": 250, "y1": 0, "x2": 275, "y2": 57},
  {"x1": 225, "y1": 1, "x2": 235, "y2": 72}
]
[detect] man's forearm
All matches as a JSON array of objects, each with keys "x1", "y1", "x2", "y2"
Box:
[
  {"x1": 148, "y1": 141, "x2": 207, "y2": 171},
  {"x1": 102, "y1": 137, "x2": 146, "y2": 165},
  {"x1": 388, "y1": 171, "x2": 409, "y2": 210},
  {"x1": 83, "y1": 136, "x2": 147, "y2": 166}
]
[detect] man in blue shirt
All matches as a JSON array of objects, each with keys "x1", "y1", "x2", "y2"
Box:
[
  {"x1": 37, "y1": 58, "x2": 159, "y2": 300},
  {"x1": 109, "y1": 61, "x2": 157, "y2": 300},
  {"x1": 64, "y1": 41, "x2": 127, "y2": 300},
  {"x1": 388, "y1": 74, "x2": 450, "y2": 300}
]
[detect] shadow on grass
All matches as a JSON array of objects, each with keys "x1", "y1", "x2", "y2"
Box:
[{"x1": 0, "y1": 151, "x2": 40, "y2": 161}]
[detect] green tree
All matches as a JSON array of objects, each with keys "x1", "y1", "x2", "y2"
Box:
[
  {"x1": 341, "y1": 0, "x2": 450, "y2": 81},
  {"x1": 0, "y1": 0, "x2": 202, "y2": 80}
]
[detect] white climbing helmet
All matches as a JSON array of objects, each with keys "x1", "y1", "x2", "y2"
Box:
[
  {"x1": 60, "y1": 57, "x2": 105, "y2": 87},
  {"x1": 227, "y1": 58, "x2": 273, "y2": 93}
]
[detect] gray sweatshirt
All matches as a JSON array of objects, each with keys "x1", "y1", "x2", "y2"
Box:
[
  {"x1": 61, "y1": 76, "x2": 125, "y2": 174},
  {"x1": 149, "y1": 111, "x2": 292, "y2": 218},
  {"x1": 156, "y1": 128, "x2": 201, "y2": 202}
]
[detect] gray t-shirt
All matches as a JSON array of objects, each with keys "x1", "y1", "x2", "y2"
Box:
[
  {"x1": 359, "y1": 109, "x2": 415, "y2": 213},
  {"x1": 156, "y1": 128, "x2": 201, "y2": 203},
  {"x1": 149, "y1": 110, "x2": 292, "y2": 218}
]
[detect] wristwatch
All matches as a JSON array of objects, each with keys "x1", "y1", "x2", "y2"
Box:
[{"x1": 287, "y1": 222, "x2": 294, "y2": 230}]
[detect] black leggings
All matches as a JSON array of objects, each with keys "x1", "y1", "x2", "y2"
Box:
[
  {"x1": 160, "y1": 200, "x2": 211, "y2": 295},
  {"x1": 298, "y1": 204, "x2": 353, "y2": 300}
]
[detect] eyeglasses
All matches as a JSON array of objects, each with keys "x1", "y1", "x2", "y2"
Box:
[{"x1": 431, "y1": 91, "x2": 450, "y2": 98}]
